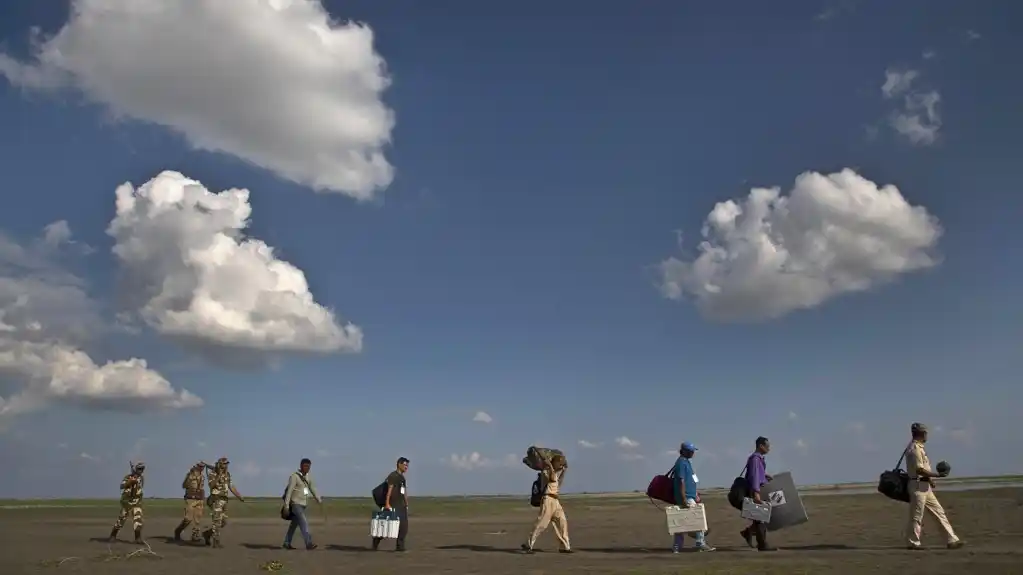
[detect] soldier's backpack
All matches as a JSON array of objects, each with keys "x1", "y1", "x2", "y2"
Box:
[
  {"x1": 877, "y1": 444, "x2": 912, "y2": 503},
  {"x1": 529, "y1": 473, "x2": 545, "y2": 507}
]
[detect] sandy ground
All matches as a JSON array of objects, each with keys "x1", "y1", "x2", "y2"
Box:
[{"x1": 1, "y1": 487, "x2": 1021, "y2": 574}]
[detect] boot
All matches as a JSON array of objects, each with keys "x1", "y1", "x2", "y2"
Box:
[
  {"x1": 108, "y1": 528, "x2": 119, "y2": 542},
  {"x1": 202, "y1": 529, "x2": 212, "y2": 547},
  {"x1": 211, "y1": 538, "x2": 223, "y2": 549},
  {"x1": 133, "y1": 528, "x2": 144, "y2": 544},
  {"x1": 173, "y1": 521, "x2": 187, "y2": 541},
  {"x1": 754, "y1": 522, "x2": 776, "y2": 551},
  {"x1": 371, "y1": 537, "x2": 381, "y2": 551}
]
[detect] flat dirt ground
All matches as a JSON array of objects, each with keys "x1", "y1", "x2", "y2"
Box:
[{"x1": 2, "y1": 488, "x2": 1021, "y2": 575}]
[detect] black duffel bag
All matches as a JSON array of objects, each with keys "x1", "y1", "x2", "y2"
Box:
[
  {"x1": 727, "y1": 463, "x2": 750, "y2": 510},
  {"x1": 877, "y1": 444, "x2": 912, "y2": 503}
]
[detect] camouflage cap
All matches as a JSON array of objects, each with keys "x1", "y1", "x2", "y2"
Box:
[
  {"x1": 133, "y1": 461, "x2": 146, "y2": 470},
  {"x1": 911, "y1": 422, "x2": 927, "y2": 433},
  {"x1": 217, "y1": 457, "x2": 229, "y2": 464}
]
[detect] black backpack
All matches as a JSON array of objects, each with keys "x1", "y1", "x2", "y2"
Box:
[
  {"x1": 529, "y1": 473, "x2": 545, "y2": 507},
  {"x1": 372, "y1": 480, "x2": 388, "y2": 508},
  {"x1": 877, "y1": 444, "x2": 912, "y2": 503},
  {"x1": 727, "y1": 462, "x2": 750, "y2": 510}
]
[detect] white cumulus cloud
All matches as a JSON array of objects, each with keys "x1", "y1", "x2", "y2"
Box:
[
  {"x1": 472, "y1": 411, "x2": 493, "y2": 424},
  {"x1": 615, "y1": 436, "x2": 640, "y2": 449},
  {"x1": 657, "y1": 169, "x2": 942, "y2": 322},
  {"x1": 446, "y1": 452, "x2": 517, "y2": 471},
  {"x1": 0, "y1": 0, "x2": 395, "y2": 199},
  {"x1": 578, "y1": 440, "x2": 601, "y2": 449},
  {"x1": 0, "y1": 223, "x2": 201, "y2": 419},
  {"x1": 881, "y1": 68, "x2": 942, "y2": 145},
  {"x1": 107, "y1": 170, "x2": 362, "y2": 361}
]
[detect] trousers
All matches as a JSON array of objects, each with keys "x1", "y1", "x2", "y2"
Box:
[
  {"x1": 285, "y1": 503, "x2": 313, "y2": 546},
  {"x1": 906, "y1": 484, "x2": 958, "y2": 546},
  {"x1": 113, "y1": 503, "x2": 143, "y2": 531},
  {"x1": 180, "y1": 499, "x2": 204, "y2": 540},
  {"x1": 527, "y1": 496, "x2": 570, "y2": 550}
]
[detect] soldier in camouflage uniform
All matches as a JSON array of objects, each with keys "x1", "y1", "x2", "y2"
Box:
[
  {"x1": 202, "y1": 457, "x2": 246, "y2": 548},
  {"x1": 109, "y1": 461, "x2": 146, "y2": 544},
  {"x1": 174, "y1": 461, "x2": 214, "y2": 543}
]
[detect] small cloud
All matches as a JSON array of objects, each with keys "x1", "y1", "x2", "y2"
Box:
[
  {"x1": 966, "y1": 29, "x2": 981, "y2": 41},
  {"x1": 446, "y1": 452, "x2": 517, "y2": 471},
  {"x1": 79, "y1": 452, "x2": 98, "y2": 461},
  {"x1": 615, "y1": 436, "x2": 640, "y2": 449},
  {"x1": 619, "y1": 452, "x2": 645, "y2": 462},
  {"x1": 197, "y1": 441, "x2": 207, "y2": 448},
  {"x1": 795, "y1": 439, "x2": 808, "y2": 452},
  {"x1": 787, "y1": 411, "x2": 798, "y2": 421},
  {"x1": 948, "y1": 428, "x2": 974, "y2": 445},
  {"x1": 42, "y1": 220, "x2": 73, "y2": 247},
  {"x1": 578, "y1": 440, "x2": 601, "y2": 449},
  {"x1": 881, "y1": 69, "x2": 919, "y2": 99},
  {"x1": 472, "y1": 411, "x2": 493, "y2": 424},
  {"x1": 922, "y1": 49, "x2": 936, "y2": 60},
  {"x1": 237, "y1": 462, "x2": 261, "y2": 477}
]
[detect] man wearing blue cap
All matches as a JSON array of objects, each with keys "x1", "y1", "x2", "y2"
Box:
[{"x1": 672, "y1": 442, "x2": 714, "y2": 552}]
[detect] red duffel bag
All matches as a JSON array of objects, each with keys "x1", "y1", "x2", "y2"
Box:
[
  {"x1": 646, "y1": 466, "x2": 677, "y2": 505},
  {"x1": 647, "y1": 465, "x2": 701, "y2": 506}
]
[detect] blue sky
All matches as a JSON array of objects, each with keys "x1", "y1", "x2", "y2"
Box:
[{"x1": 0, "y1": 1, "x2": 1019, "y2": 498}]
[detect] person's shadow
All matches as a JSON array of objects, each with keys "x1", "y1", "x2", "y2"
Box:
[
  {"x1": 326, "y1": 544, "x2": 372, "y2": 552},
  {"x1": 436, "y1": 544, "x2": 524, "y2": 554},
  {"x1": 241, "y1": 543, "x2": 284, "y2": 550}
]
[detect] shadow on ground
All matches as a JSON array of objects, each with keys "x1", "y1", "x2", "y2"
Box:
[{"x1": 436, "y1": 544, "x2": 523, "y2": 554}]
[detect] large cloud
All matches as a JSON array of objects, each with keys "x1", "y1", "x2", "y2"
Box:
[
  {"x1": 107, "y1": 170, "x2": 362, "y2": 359},
  {"x1": 657, "y1": 169, "x2": 942, "y2": 321},
  {"x1": 0, "y1": 0, "x2": 395, "y2": 199},
  {"x1": 0, "y1": 224, "x2": 201, "y2": 419}
]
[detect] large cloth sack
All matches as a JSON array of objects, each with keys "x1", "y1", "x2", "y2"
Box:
[{"x1": 522, "y1": 446, "x2": 564, "y2": 471}]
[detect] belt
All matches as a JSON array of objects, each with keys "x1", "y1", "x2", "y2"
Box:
[{"x1": 185, "y1": 495, "x2": 204, "y2": 500}]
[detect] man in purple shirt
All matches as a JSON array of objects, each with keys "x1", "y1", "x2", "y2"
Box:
[{"x1": 740, "y1": 436, "x2": 777, "y2": 551}]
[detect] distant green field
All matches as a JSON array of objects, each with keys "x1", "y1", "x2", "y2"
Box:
[{"x1": 1, "y1": 474, "x2": 1018, "y2": 519}]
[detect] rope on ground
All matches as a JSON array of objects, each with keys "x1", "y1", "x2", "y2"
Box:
[
  {"x1": 259, "y1": 559, "x2": 285, "y2": 571},
  {"x1": 39, "y1": 542, "x2": 162, "y2": 567}
]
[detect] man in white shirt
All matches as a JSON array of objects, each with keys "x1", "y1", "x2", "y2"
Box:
[
  {"x1": 904, "y1": 423, "x2": 963, "y2": 550},
  {"x1": 281, "y1": 458, "x2": 322, "y2": 550}
]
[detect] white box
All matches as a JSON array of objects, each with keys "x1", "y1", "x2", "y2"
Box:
[
  {"x1": 665, "y1": 504, "x2": 708, "y2": 534},
  {"x1": 740, "y1": 497, "x2": 772, "y2": 522}
]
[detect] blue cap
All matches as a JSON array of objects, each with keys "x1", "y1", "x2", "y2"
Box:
[{"x1": 681, "y1": 441, "x2": 698, "y2": 452}]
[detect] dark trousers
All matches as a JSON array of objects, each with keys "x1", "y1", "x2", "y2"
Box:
[{"x1": 373, "y1": 506, "x2": 408, "y2": 549}]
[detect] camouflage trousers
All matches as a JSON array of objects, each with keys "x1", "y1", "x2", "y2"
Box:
[
  {"x1": 182, "y1": 499, "x2": 204, "y2": 541},
  {"x1": 113, "y1": 503, "x2": 143, "y2": 531},
  {"x1": 207, "y1": 498, "x2": 229, "y2": 543}
]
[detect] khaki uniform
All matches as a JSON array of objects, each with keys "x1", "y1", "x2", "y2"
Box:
[
  {"x1": 204, "y1": 466, "x2": 233, "y2": 546},
  {"x1": 905, "y1": 440, "x2": 959, "y2": 546},
  {"x1": 527, "y1": 467, "x2": 570, "y2": 550},
  {"x1": 176, "y1": 468, "x2": 206, "y2": 542},
  {"x1": 113, "y1": 473, "x2": 144, "y2": 533}
]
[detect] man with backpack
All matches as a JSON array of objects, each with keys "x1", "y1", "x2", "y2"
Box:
[
  {"x1": 372, "y1": 457, "x2": 410, "y2": 552},
  {"x1": 281, "y1": 458, "x2": 322, "y2": 550},
  {"x1": 740, "y1": 437, "x2": 776, "y2": 552}
]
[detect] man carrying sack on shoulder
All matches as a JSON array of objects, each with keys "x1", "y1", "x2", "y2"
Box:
[
  {"x1": 281, "y1": 458, "x2": 322, "y2": 550},
  {"x1": 905, "y1": 423, "x2": 964, "y2": 550},
  {"x1": 521, "y1": 453, "x2": 572, "y2": 554}
]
